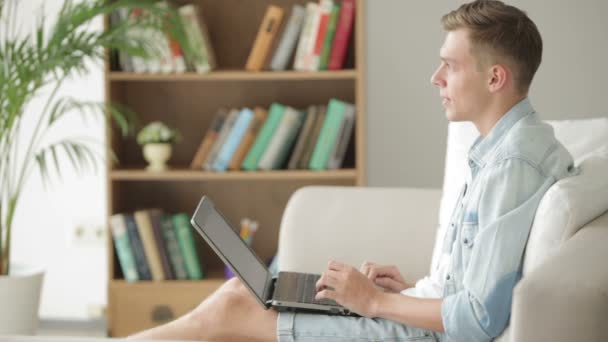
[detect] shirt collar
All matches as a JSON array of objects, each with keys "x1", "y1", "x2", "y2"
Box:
[{"x1": 468, "y1": 97, "x2": 535, "y2": 167}]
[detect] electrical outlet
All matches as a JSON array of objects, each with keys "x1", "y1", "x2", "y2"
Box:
[{"x1": 70, "y1": 223, "x2": 105, "y2": 247}]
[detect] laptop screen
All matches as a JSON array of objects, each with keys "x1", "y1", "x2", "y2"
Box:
[{"x1": 190, "y1": 196, "x2": 270, "y2": 304}]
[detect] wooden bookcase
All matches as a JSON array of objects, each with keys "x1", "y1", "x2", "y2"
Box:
[{"x1": 105, "y1": 0, "x2": 366, "y2": 337}]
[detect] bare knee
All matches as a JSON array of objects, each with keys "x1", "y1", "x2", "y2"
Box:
[{"x1": 188, "y1": 288, "x2": 247, "y2": 339}]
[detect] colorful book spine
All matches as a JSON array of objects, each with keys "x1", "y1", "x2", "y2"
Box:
[
  {"x1": 178, "y1": 4, "x2": 216, "y2": 73},
  {"x1": 328, "y1": 104, "x2": 355, "y2": 169},
  {"x1": 204, "y1": 109, "x2": 239, "y2": 170},
  {"x1": 298, "y1": 105, "x2": 326, "y2": 169},
  {"x1": 245, "y1": 5, "x2": 284, "y2": 71},
  {"x1": 309, "y1": 0, "x2": 333, "y2": 71},
  {"x1": 328, "y1": 0, "x2": 355, "y2": 70},
  {"x1": 189, "y1": 108, "x2": 229, "y2": 169},
  {"x1": 288, "y1": 105, "x2": 318, "y2": 169},
  {"x1": 212, "y1": 108, "x2": 255, "y2": 172},
  {"x1": 134, "y1": 210, "x2": 166, "y2": 281},
  {"x1": 124, "y1": 214, "x2": 152, "y2": 280},
  {"x1": 172, "y1": 213, "x2": 204, "y2": 280},
  {"x1": 229, "y1": 107, "x2": 268, "y2": 170},
  {"x1": 109, "y1": 214, "x2": 139, "y2": 282},
  {"x1": 160, "y1": 214, "x2": 189, "y2": 280},
  {"x1": 241, "y1": 103, "x2": 286, "y2": 170},
  {"x1": 270, "y1": 4, "x2": 306, "y2": 71},
  {"x1": 147, "y1": 209, "x2": 175, "y2": 280},
  {"x1": 293, "y1": 3, "x2": 320, "y2": 71},
  {"x1": 319, "y1": 1, "x2": 341, "y2": 70},
  {"x1": 257, "y1": 107, "x2": 305, "y2": 170},
  {"x1": 309, "y1": 99, "x2": 350, "y2": 170}
]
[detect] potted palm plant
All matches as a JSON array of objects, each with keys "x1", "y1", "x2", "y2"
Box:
[{"x1": 0, "y1": 0, "x2": 188, "y2": 335}]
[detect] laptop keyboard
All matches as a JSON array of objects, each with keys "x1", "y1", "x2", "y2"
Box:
[{"x1": 273, "y1": 272, "x2": 340, "y2": 306}]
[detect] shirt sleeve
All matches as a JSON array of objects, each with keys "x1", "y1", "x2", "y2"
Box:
[{"x1": 441, "y1": 158, "x2": 556, "y2": 341}]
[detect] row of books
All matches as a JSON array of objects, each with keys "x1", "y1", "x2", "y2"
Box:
[
  {"x1": 110, "y1": 210, "x2": 204, "y2": 282},
  {"x1": 246, "y1": 0, "x2": 356, "y2": 71},
  {"x1": 189, "y1": 99, "x2": 356, "y2": 171},
  {"x1": 110, "y1": 3, "x2": 216, "y2": 74},
  {"x1": 111, "y1": 0, "x2": 355, "y2": 73}
]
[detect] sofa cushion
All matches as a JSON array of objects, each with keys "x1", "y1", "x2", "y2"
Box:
[{"x1": 523, "y1": 146, "x2": 608, "y2": 275}]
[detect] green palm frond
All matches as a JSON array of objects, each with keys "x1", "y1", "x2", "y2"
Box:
[{"x1": 0, "y1": 0, "x2": 187, "y2": 275}]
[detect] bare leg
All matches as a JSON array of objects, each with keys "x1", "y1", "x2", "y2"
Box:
[{"x1": 128, "y1": 278, "x2": 278, "y2": 342}]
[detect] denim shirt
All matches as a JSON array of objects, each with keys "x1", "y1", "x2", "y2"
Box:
[{"x1": 439, "y1": 98, "x2": 576, "y2": 341}]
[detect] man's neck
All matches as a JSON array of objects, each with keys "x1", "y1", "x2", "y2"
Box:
[{"x1": 474, "y1": 95, "x2": 527, "y2": 137}]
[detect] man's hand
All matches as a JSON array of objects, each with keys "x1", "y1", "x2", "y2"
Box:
[
  {"x1": 315, "y1": 260, "x2": 383, "y2": 317},
  {"x1": 359, "y1": 261, "x2": 411, "y2": 293}
]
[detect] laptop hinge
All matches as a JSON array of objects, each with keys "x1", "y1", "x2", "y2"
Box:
[{"x1": 264, "y1": 276, "x2": 278, "y2": 308}]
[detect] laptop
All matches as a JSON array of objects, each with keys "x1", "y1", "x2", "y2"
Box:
[{"x1": 190, "y1": 195, "x2": 356, "y2": 316}]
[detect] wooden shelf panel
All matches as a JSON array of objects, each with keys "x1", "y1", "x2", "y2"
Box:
[
  {"x1": 108, "y1": 70, "x2": 358, "y2": 82},
  {"x1": 110, "y1": 168, "x2": 358, "y2": 181}
]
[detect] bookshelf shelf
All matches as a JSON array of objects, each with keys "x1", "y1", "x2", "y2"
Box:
[
  {"x1": 108, "y1": 70, "x2": 358, "y2": 82},
  {"x1": 106, "y1": 0, "x2": 365, "y2": 337},
  {"x1": 110, "y1": 168, "x2": 358, "y2": 181}
]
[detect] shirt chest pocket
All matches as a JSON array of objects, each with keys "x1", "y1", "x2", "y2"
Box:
[{"x1": 460, "y1": 220, "x2": 478, "y2": 266}]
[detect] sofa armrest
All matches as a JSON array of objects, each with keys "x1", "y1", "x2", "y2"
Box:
[
  {"x1": 510, "y1": 210, "x2": 608, "y2": 342},
  {"x1": 277, "y1": 186, "x2": 442, "y2": 282}
]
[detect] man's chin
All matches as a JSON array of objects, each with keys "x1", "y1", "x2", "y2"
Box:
[{"x1": 445, "y1": 110, "x2": 465, "y2": 122}]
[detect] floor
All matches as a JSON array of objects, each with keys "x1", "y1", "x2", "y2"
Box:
[{"x1": 36, "y1": 319, "x2": 106, "y2": 337}]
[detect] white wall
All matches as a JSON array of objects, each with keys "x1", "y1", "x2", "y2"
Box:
[
  {"x1": 10, "y1": 0, "x2": 107, "y2": 320},
  {"x1": 366, "y1": 0, "x2": 608, "y2": 187}
]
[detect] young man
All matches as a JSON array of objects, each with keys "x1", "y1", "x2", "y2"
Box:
[{"x1": 130, "y1": 1, "x2": 574, "y2": 341}]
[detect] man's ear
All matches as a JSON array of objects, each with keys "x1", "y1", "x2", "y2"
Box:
[{"x1": 488, "y1": 64, "x2": 509, "y2": 93}]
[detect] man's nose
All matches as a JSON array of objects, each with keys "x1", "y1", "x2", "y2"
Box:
[{"x1": 430, "y1": 69, "x2": 444, "y2": 87}]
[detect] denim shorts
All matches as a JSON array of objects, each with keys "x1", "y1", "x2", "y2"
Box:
[{"x1": 277, "y1": 311, "x2": 440, "y2": 342}]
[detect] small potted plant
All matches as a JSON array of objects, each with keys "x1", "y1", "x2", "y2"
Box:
[{"x1": 137, "y1": 121, "x2": 180, "y2": 171}]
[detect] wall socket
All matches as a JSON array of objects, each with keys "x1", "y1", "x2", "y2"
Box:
[{"x1": 70, "y1": 223, "x2": 105, "y2": 246}]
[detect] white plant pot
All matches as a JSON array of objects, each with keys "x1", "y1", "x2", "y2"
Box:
[
  {"x1": 0, "y1": 264, "x2": 44, "y2": 335},
  {"x1": 143, "y1": 143, "x2": 172, "y2": 172}
]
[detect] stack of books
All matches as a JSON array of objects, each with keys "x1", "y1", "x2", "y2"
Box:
[
  {"x1": 110, "y1": 2, "x2": 216, "y2": 74},
  {"x1": 246, "y1": 0, "x2": 356, "y2": 71},
  {"x1": 110, "y1": 210, "x2": 204, "y2": 282},
  {"x1": 189, "y1": 98, "x2": 355, "y2": 172}
]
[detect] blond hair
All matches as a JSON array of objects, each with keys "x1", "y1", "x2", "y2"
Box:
[{"x1": 442, "y1": 0, "x2": 542, "y2": 94}]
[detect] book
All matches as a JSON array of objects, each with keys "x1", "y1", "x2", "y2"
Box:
[
  {"x1": 257, "y1": 107, "x2": 305, "y2": 170},
  {"x1": 309, "y1": 99, "x2": 352, "y2": 170},
  {"x1": 328, "y1": 103, "x2": 355, "y2": 169},
  {"x1": 293, "y1": 3, "x2": 320, "y2": 71},
  {"x1": 147, "y1": 209, "x2": 175, "y2": 279},
  {"x1": 288, "y1": 105, "x2": 318, "y2": 169},
  {"x1": 124, "y1": 214, "x2": 152, "y2": 280},
  {"x1": 319, "y1": 1, "x2": 341, "y2": 70},
  {"x1": 189, "y1": 108, "x2": 229, "y2": 169},
  {"x1": 328, "y1": 0, "x2": 355, "y2": 70},
  {"x1": 172, "y1": 213, "x2": 204, "y2": 280},
  {"x1": 298, "y1": 105, "x2": 326, "y2": 169},
  {"x1": 212, "y1": 108, "x2": 255, "y2": 172},
  {"x1": 309, "y1": 0, "x2": 333, "y2": 71},
  {"x1": 109, "y1": 214, "x2": 139, "y2": 282},
  {"x1": 203, "y1": 108, "x2": 240, "y2": 170},
  {"x1": 241, "y1": 103, "x2": 286, "y2": 170},
  {"x1": 111, "y1": 10, "x2": 133, "y2": 72},
  {"x1": 245, "y1": 5, "x2": 284, "y2": 71},
  {"x1": 160, "y1": 214, "x2": 188, "y2": 280},
  {"x1": 178, "y1": 4, "x2": 217, "y2": 73},
  {"x1": 229, "y1": 107, "x2": 268, "y2": 170},
  {"x1": 134, "y1": 209, "x2": 166, "y2": 281},
  {"x1": 269, "y1": 4, "x2": 306, "y2": 71},
  {"x1": 128, "y1": 9, "x2": 148, "y2": 73}
]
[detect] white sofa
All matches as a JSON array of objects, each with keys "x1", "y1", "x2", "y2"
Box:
[{"x1": 277, "y1": 118, "x2": 608, "y2": 342}]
